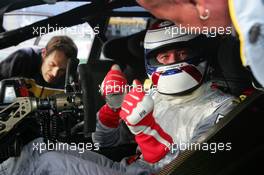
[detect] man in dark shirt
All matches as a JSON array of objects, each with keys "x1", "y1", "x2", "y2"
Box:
[{"x1": 0, "y1": 35, "x2": 78, "y2": 89}]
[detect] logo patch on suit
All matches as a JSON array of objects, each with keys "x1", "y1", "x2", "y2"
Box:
[{"x1": 215, "y1": 114, "x2": 225, "y2": 124}]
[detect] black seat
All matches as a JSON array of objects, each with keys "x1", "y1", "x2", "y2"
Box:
[
  {"x1": 158, "y1": 91, "x2": 264, "y2": 175},
  {"x1": 78, "y1": 61, "x2": 137, "y2": 161},
  {"x1": 211, "y1": 36, "x2": 253, "y2": 96},
  {"x1": 79, "y1": 60, "x2": 115, "y2": 113}
]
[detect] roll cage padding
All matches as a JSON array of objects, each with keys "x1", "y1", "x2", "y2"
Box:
[
  {"x1": 102, "y1": 30, "x2": 147, "y2": 83},
  {"x1": 211, "y1": 36, "x2": 253, "y2": 96},
  {"x1": 79, "y1": 60, "x2": 115, "y2": 114}
]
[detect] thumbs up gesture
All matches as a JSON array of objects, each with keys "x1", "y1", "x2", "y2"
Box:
[
  {"x1": 101, "y1": 64, "x2": 127, "y2": 109},
  {"x1": 120, "y1": 80, "x2": 173, "y2": 163}
]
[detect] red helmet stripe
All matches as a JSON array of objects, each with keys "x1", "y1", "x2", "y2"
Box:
[
  {"x1": 151, "y1": 72, "x2": 161, "y2": 86},
  {"x1": 181, "y1": 65, "x2": 202, "y2": 83}
]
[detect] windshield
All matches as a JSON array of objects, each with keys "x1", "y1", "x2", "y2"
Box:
[
  {"x1": 106, "y1": 17, "x2": 147, "y2": 40},
  {"x1": 3, "y1": 1, "x2": 89, "y2": 31}
]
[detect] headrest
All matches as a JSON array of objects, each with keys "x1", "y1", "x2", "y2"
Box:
[
  {"x1": 102, "y1": 30, "x2": 146, "y2": 67},
  {"x1": 214, "y1": 36, "x2": 253, "y2": 95}
]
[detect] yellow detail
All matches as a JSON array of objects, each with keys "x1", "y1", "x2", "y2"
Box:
[
  {"x1": 228, "y1": 0, "x2": 247, "y2": 66},
  {"x1": 143, "y1": 79, "x2": 153, "y2": 91},
  {"x1": 109, "y1": 17, "x2": 146, "y2": 25},
  {"x1": 24, "y1": 79, "x2": 64, "y2": 98},
  {"x1": 239, "y1": 95, "x2": 247, "y2": 102}
]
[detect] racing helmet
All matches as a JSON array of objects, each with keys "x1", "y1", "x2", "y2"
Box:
[{"x1": 144, "y1": 20, "x2": 209, "y2": 95}]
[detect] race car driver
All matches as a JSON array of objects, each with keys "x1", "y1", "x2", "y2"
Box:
[
  {"x1": 137, "y1": 0, "x2": 264, "y2": 89},
  {"x1": 0, "y1": 20, "x2": 237, "y2": 175}
]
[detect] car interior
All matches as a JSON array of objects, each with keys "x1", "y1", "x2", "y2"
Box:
[{"x1": 0, "y1": 0, "x2": 264, "y2": 174}]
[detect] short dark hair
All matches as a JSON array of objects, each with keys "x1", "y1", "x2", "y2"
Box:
[{"x1": 45, "y1": 36, "x2": 78, "y2": 59}]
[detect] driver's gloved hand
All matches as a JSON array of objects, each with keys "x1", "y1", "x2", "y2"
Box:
[
  {"x1": 120, "y1": 80, "x2": 173, "y2": 163},
  {"x1": 98, "y1": 64, "x2": 127, "y2": 128}
]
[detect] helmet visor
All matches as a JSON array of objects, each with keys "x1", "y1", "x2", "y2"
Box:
[{"x1": 148, "y1": 47, "x2": 200, "y2": 66}]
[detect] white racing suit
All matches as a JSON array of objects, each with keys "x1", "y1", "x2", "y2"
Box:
[{"x1": 0, "y1": 81, "x2": 237, "y2": 175}]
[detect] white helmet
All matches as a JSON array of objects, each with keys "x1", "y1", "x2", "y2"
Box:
[{"x1": 144, "y1": 20, "x2": 209, "y2": 95}]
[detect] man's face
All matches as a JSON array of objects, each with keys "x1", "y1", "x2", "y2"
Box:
[
  {"x1": 156, "y1": 48, "x2": 189, "y2": 65},
  {"x1": 41, "y1": 50, "x2": 68, "y2": 83}
]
